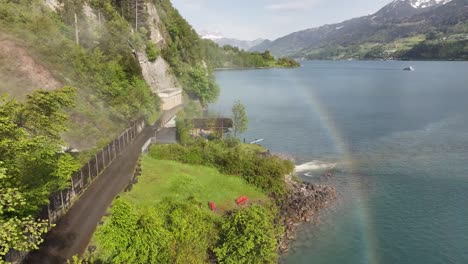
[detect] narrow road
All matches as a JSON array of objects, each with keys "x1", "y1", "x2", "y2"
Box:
[{"x1": 25, "y1": 108, "x2": 180, "y2": 264}]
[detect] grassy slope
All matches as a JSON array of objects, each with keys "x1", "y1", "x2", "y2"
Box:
[{"x1": 123, "y1": 156, "x2": 267, "y2": 212}]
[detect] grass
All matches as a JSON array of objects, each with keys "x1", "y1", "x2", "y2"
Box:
[{"x1": 122, "y1": 155, "x2": 268, "y2": 213}]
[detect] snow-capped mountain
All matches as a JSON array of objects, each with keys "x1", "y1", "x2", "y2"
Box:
[
  {"x1": 199, "y1": 31, "x2": 224, "y2": 40},
  {"x1": 403, "y1": 0, "x2": 452, "y2": 9},
  {"x1": 199, "y1": 31, "x2": 267, "y2": 51},
  {"x1": 250, "y1": 0, "x2": 466, "y2": 57}
]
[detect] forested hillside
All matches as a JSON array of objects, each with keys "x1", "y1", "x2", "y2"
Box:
[
  {"x1": 251, "y1": 0, "x2": 468, "y2": 60},
  {"x1": 0, "y1": 0, "x2": 298, "y2": 261}
]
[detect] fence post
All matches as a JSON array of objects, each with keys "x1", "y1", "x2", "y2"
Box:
[
  {"x1": 107, "y1": 144, "x2": 111, "y2": 164},
  {"x1": 70, "y1": 176, "x2": 75, "y2": 197},
  {"x1": 80, "y1": 169, "x2": 84, "y2": 188},
  {"x1": 95, "y1": 154, "x2": 99, "y2": 176},
  {"x1": 102, "y1": 149, "x2": 106, "y2": 168},
  {"x1": 112, "y1": 140, "x2": 117, "y2": 159},
  {"x1": 60, "y1": 191, "x2": 65, "y2": 213},
  {"x1": 48, "y1": 204, "x2": 52, "y2": 225},
  {"x1": 88, "y1": 161, "x2": 91, "y2": 182}
]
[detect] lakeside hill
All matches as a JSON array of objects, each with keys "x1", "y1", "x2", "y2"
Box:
[
  {"x1": 251, "y1": 0, "x2": 468, "y2": 60},
  {"x1": 0, "y1": 0, "x2": 298, "y2": 152},
  {"x1": 0, "y1": 1, "x2": 300, "y2": 262}
]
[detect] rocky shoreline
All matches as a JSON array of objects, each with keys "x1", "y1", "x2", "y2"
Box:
[{"x1": 279, "y1": 175, "x2": 337, "y2": 253}]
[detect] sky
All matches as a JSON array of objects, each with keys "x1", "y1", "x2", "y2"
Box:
[{"x1": 171, "y1": 0, "x2": 392, "y2": 40}]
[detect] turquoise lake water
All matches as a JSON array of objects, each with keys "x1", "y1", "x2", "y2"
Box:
[{"x1": 212, "y1": 61, "x2": 468, "y2": 264}]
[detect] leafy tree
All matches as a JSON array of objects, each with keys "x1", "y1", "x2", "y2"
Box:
[
  {"x1": 0, "y1": 88, "x2": 79, "y2": 214},
  {"x1": 214, "y1": 205, "x2": 282, "y2": 264},
  {"x1": 232, "y1": 100, "x2": 248, "y2": 137},
  {"x1": 186, "y1": 64, "x2": 220, "y2": 105},
  {"x1": 19, "y1": 87, "x2": 76, "y2": 139},
  {"x1": 0, "y1": 164, "x2": 50, "y2": 261}
]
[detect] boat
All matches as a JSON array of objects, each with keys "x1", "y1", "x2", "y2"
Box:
[
  {"x1": 250, "y1": 139, "x2": 264, "y2": 144},
  {"x1": 403, "y1": 66, "x2": 415, "y2": 71}
]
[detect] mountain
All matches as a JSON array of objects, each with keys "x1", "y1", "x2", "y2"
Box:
[
  {"x1": 251, "y1": 0, "x2": 467, "y2": 60},
  {"x1": 200, "y1": 31, "x2": 267, "y2": 51}
]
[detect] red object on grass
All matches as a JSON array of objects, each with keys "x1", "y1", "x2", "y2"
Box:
[
  {"x1": 209, "y1": 202, "x2": 216, "y2": 211},
  {"x1": 236, "y1": 196, "x2": 248, "y2": 205}
]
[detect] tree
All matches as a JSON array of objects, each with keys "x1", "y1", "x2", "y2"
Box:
[
  {"x1": 232, "y1": 100, "x2": 248, "y2": 137},
  {"x1": 0, "y1": 164, "x2": 50, "y2": 261},
  {"x1": 0, "y1": 87, "x2": 78, "y2": 214},
  {"x1": 19, "y1": 86, "x2": 76, "y2": 140},
  {"x1": 214, "y1": 205, "x2": 282, "y2": 264}
]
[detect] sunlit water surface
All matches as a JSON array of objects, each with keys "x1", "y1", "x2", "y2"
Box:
[{"x1": 211, "y1": 61, "x2": 468, "y2": 264}]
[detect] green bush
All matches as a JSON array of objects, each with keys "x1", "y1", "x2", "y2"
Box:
[
  {"x1": 214, "y1": 205, "x2": 282, "y2": 264},
  {"x1": 145, "y1": 41, "x2": 159, "y2": 62},
  {"x1": 95, "y1": 199, "x2": 217, "y2": 264}
]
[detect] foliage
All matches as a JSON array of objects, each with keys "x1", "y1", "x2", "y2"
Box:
[
  {"x1": 149, "y1": 140, "x2": 294, "y2": 196},
  {"x1": 66, "y1": 255, "x2": 85, "y2": 264},
  {"x1": 145, "y1": 41, "x2": 159, "y2": 62},
  {"x1": 19, "y1": 87, "x2": 76, "y2": 139},
  {"x1": 185, "y1": 64, "x2": 220, "y2": 105},
  {"x1": 0, "y1": 88, "x2": 79, "y2": 215},
  {"x1": 401, "y1": 39, "x2": 468, "y2": 60},
  {"x1": 204, "y1": 44, "x2": 299, "y2": 69},
  {"x1": 232, "y1": 100, "x2": 248, "y2": 136},
  {"x1": 95, "y1": 199, "x2": 217, "y2": 264},
  {"x1": 214, "y1": 205, "x2": 282, "y2": 264},
  {"x1": 277, "y1": 57, "x2": 301, "y2": 68},
  {"x1": 0, "y1": 164, "x2": 50, "y2": 261}
]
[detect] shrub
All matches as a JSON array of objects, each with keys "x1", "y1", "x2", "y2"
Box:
[
  {"x1": 214, "y1": 205, "x2": 282, "y2": 264},
  {"x1": 95, "y1": 199, "x2": 217, "y2": 264},
  {"x1": 145, "y1": 41, "x2": 159, "y2": 62}
]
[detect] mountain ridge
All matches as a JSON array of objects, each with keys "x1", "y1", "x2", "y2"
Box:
[{"x1": 250, "y1": 0, "x2": 467, "y2": 60}]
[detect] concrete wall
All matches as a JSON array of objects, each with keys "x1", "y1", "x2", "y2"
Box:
[{"x1": 160, "y1": 91, "x2": 183, "y2": 111}]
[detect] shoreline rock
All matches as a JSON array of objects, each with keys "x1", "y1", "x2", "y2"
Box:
[{"x1": 279, "y1": 174, "x2": 337, "y2": 253}]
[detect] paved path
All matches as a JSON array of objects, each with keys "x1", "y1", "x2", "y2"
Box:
[{"x1": 25, "y1": 107, "x2": 181, "y2": 264}]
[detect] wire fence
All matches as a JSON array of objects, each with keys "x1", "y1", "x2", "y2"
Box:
[{"x1": 44, "y1": 118, "x2": 146, "y2": 224}]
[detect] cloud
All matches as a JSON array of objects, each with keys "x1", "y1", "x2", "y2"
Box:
[
  {"x1": 265, "y1": 0, "x2": 319, "y2": 12},
  {"x1": 172, "y1": 0, "x2": 208, "y2": 11}
]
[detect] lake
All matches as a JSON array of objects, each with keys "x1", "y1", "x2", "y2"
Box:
[{"x1": 211, "y1": 61, "x2": 468, "y2": 264}]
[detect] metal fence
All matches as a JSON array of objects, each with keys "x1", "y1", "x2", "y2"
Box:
[{"x1": 45, "y1": 118, "x2": 146, "y2": 224}]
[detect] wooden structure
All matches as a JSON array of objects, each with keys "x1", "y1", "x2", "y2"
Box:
[{"x1": 188, "y1": 118, "x2": 233, "y2": 138}]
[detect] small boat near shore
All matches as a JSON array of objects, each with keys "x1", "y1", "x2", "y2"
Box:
[
  {"x1": 403, "y1": 66, "x2": 415, "y2": 71},
  {"x1": 250, "y1": 138, "x2": 264, "y2": 144}
]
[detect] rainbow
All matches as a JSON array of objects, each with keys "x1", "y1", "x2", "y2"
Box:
[{"x1": 276, "y1": 68, "x2": 381, "y2": 264}]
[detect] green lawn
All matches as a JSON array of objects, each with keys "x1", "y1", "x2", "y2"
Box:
[{"x1": 122, "y1": 156, "x2": 268, "y2": 212}]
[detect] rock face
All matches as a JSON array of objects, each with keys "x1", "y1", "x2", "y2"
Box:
[
  {"x1": 137, "y1": 52, "x2": 179, "y2": 93},
  {"x1": 279, "y1": 175, "x2": 337, "y2": 252}
]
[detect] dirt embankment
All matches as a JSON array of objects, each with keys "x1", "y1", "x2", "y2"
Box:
[{"x1": 0, "y1": 33, "x2": 62, "y2": 98}]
